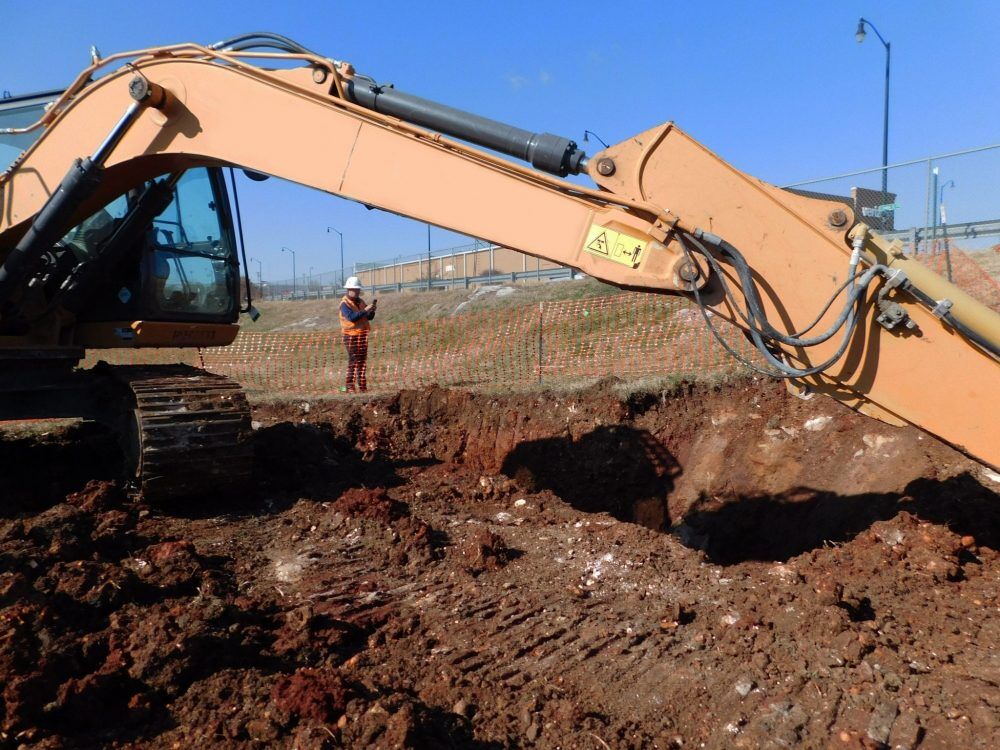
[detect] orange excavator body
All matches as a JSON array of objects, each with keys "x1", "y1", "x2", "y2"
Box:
[{"x1": 0, "y1": 36, "x2": 997, "y2": 497}]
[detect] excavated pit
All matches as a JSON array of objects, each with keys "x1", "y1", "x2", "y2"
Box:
[{"x1": 2, "y1": 378, "x2": 999, "y2": 749}]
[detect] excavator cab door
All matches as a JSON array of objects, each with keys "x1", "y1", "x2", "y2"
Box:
[
  {"x1": 140, "y1": 168, "x2": 239, "y2": 323},
  {"x1": 71, "y1": 166, "x2": 241, "y2": 326}
]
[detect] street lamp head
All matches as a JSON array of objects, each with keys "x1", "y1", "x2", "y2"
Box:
[{"x1": 855, "y1": 18, "x2": 866, "y2": 43}]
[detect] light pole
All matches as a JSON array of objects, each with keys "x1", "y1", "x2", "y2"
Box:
[
  {"x1": 249, "y1": 256, "x2": 263, "y2": 298},
  {"x1": 327, "y1": 227, "x2": 344, "y2": 286},
  {"x1": 938, "y1": 178, "x2": 956, "y2": 281},
  {"x1": 309, "y1": 266, "x2": 314, "y2": 298},
  {"x1": 281, "y1": 246, "x2": 296, "y2": 299},
  {"x1": 855, "y1": 18, "x2": 891, "y2": 204}
]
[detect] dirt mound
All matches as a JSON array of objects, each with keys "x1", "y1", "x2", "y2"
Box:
[
  {"x1": 332, "y1": 487, "x2": 404, "y2": 522},
  {"x1": 458, "y1": 528, "x2": 511, "y2": 574},
  {"x1": 271, "y1": 668, "x2": 354, "y2": 723},
  {"x1": 2, "y1": 378, "x2": 1000, "y2": 747}
]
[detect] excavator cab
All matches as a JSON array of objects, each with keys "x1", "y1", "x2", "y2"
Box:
[
  {"x1": 2, "y1": 90, "x2": 241, "y2": 335},
  {"x1": 66, "y1": 167, "x2": 241, "y2": 327}
]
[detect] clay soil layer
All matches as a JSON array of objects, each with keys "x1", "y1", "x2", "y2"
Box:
[{"x1": 2, "y1": 378, "x2": 999, "y2": 749}]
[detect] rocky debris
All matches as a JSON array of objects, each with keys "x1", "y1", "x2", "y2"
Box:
[{"x1": 1, "y1": 379, "x2": 999, "y2": 748}]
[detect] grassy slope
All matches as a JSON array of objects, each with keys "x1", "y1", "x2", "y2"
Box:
[
  {"x1": 971, "y1": 248, "x2": 1000, "y2": 282},
  {"x1": 245, "y1": 278, "x2": 618, "y2": 332}
]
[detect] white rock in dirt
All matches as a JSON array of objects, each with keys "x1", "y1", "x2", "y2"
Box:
[
  {"x1": 710, "y1": 412, "x2": 736, "y2": 427},
  {"x1": 299, "y1": 401, "x2": 311, "y2": 413},
  {"x1": 251, "y1": 420, "x2": 262, "y2": 431},
  {"x1": 879, "y1": 528, "x2": 905, "y2": 547},
  {"x1": 721, "y1": 612, "x2": 741, "y2": 626},
  {"x1": 734, "y1": 679, "x2": 754, "y2": 698},
  {"x1": 768, "y1": 563, "x2": 799, "y2": 581},
  {"x1": 495, "y1": 512, "x2": 515, "y2": 525},
  {"x1": 803, "y1": 415, "x2": 833, "y2": 432},
  {"x1": 273, "y1": 554, "x2": 306, "y2": 583},
  {"x1": 513, "y1": 498, "x2": 528, "y2": 508},
  {"x1": 863, "y1": 433, "x2": 896, "y2": 451}
]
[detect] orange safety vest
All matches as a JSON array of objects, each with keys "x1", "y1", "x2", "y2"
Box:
[{"x1": 339, "y1": 295, "x2": 371, "y2": 336}]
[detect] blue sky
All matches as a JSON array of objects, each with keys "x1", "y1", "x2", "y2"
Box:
[{"x1": 2, "y1": 1, "x2": 998, "y2": 282}]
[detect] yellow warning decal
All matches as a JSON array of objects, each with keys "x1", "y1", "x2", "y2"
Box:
[{"x1": 582, "y1": 224, "x2": 645, "y2": 268}]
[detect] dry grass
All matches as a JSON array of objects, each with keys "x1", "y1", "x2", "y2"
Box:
[
  {"x1": 246, "y1": 278, "x2": 616, "y2": 332},
  {"x1": 969, "y1": 248, "x2": 1000, "y2": 282}
]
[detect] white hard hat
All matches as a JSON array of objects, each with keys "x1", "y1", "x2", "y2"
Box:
[{"x1": 344, "y1": 276, "x2": 362, "y2": 290}]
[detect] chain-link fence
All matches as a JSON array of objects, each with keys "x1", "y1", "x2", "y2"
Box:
[{"x1": 783, "y1": 144, "x2": 1000, "y2": 261}]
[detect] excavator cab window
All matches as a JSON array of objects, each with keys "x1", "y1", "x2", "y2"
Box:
[
  {"x1": 145, "y1": 169, "x2": 237, "y2": 319},
  {"x1": 65, "y1": 167, "x2": 239, "y2": 324}
]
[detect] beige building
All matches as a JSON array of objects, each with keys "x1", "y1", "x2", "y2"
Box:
[{"x1": 353, "y1": 246, "x2": 564, "y2": 289}]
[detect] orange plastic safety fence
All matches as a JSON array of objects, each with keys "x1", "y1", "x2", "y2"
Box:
[
  {"x1": 82, "y1": 293, "x2": 757, "y2": 395},
  {"x1": 81, "y1": 246, "x2": 998, "y2": 397}
]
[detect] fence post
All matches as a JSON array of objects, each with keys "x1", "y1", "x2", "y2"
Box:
[
  {"x1": 537, "y1": 301, "x2": 544, "y2": 384},
  {"x1": 924, "y1": 158, "x2": 934, "y2": 255}
]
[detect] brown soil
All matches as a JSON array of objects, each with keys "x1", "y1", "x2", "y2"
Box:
[{"x1": 2, "y1": 378, "x2": 999, "y2": 749}]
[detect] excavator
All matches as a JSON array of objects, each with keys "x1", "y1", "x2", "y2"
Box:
[{"x1": 1, "y1": 33, "x2": 998, "y2": 501}]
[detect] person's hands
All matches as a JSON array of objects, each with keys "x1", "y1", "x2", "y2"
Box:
[{"x1": 366, "y1": 299, "x2": 378, "y2": 312}]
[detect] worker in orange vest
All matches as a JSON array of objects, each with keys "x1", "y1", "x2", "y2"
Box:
[{"x1": 339, "y1": 276, "x2": 377, "y2": 392}]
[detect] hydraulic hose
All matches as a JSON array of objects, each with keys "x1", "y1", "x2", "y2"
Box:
[{"x1": 676, "y1": 231, "x2": 891, "y2": 379}]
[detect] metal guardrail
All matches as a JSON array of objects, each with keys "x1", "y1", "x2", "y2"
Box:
[{"x1": 881, "y1": 218, "x2": 1000, "y2": 245}]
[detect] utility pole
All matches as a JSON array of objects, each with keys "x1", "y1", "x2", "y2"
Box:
[
  {"x1": 856, "y1": 18, "x2": 892, "y2": 228},
  {"x1": 250, "y1": 256, "x2": 263, "y2": 297},
  {"x1": 281, "y1": 246, "x2": 296, "y2": 299},
  {"x1": 327, "y1": 227, "x2": 344, "y2": 286}
]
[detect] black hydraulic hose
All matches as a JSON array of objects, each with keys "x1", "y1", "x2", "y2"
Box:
[
  {"x1": 693, "y1": 229, "x2": 876, "y2": 348},
  {"x1": 209, "y1": 32, "x2": 317, "y2": 55},
  {"x1": 683, "y1": 232, "x2": 869, "y2": 339},
  {"x1": 677, "y1": 232, "x2": 873, "y2": 379}
]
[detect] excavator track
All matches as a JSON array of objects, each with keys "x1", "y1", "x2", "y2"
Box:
[{"x1": 110, "y1": 365, "x2": 253, "y2": 503}]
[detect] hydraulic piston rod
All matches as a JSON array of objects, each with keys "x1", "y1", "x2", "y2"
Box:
[{"x1": 345, "y1": 74, "x2": 588, "y2": 177}]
